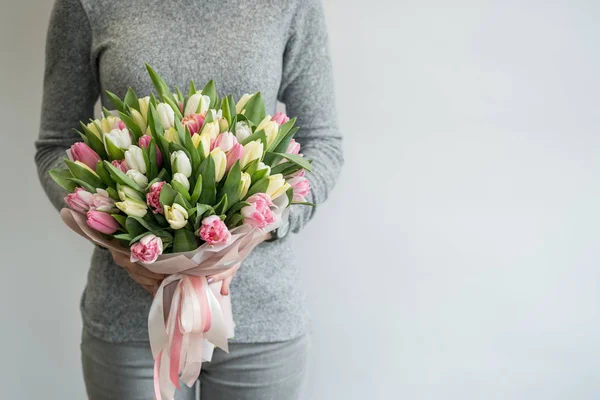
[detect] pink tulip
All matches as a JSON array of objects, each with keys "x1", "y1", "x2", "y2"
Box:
[
  {"x1": 287, "y1": 173, "x2": 311, "y2": 202},
  {"x1": 92, "y1": 189, "x2": 117, "y2": 213},
  {"x1": 212, "y1": 132, "x2": 238, "y2": 152},
  {"x1": 146, "y1": 181, "x2": 165, "y2": 214},
  {"x1": 111, "y1": 159, "x2": 129, "y2": 173},
  {"x1": 130, "y1": 234, "x2": 163, "y2": 264},
  {"x1": 181, "y1": 114, "x2": 204, "y2": 135},
  {"x1": 271, "y1": 112, "x2": 290, "y2": 126},
  {"x1": 286, "y1": 139, "x2": 301, "y2": 155},
  {"x1": 64, "y1": 187, "x2": 94, "y2": 213},
  {"x1": 198, "y1": 215, "x2": 232, "y2": 245},
  {"x1": 226, "y1": 143, "x2": 243, "y2": 171},
  {"x1": 241, "y1": 193, "x2": 275, "y2": 229},
  {"x1": 86, "y1": 210, "x2": 119, "y2": 234},
  {"x1": 71, "y1": 142, "x2": 101, "y2": 171},
  {"x1": 138, "y1": 135, "x2": 163, "y2": 168},
  {"x1": 115, "y1": 120, "x2": 126, "y2": 130}
]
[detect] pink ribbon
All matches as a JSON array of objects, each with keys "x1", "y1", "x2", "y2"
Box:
[{"x1": 149, "y1": 274, "x2": 230, "y2": 400}]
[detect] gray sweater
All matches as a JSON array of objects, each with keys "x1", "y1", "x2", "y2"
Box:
[{"x1": 35, "y1": 0, "x2": 343, "y2": 343}]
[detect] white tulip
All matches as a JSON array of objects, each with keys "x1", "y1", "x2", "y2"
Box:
[
  {"x1": 157, "y1": 103, "x2": 175, "y2": 130},
  {"x1": 104, "y1": 128, "x2": 132, "y2": 150},
  {"x1": 235, "y1": 121, "x2": 252, "y2": 142},
  {"x1": 164, "y1": 204, "x2": 189, "y2": 230},
  {"x1": 124, "y1": 145, "x2": 146, "y2": 174},
  {"x1": 170, "y1": 150, "x2": 192, "y2": 178},
  {"x1": 172, "y1": 172, "x2": 190, "y2": 191},
  {"x1": 138, "y1": 96, "x2": 150, "y2": 120},
  {"x1": 116, "y1": 198, "x2": 148, "y2": 217},
  {"x1": 256, "y1": 115, "x2": 279, "y2": 149},
  {"x1": 126, "y1": 169, "x2": 148, "y2": 187},
  {"x1": 184, "y1": 94, "x2": 210, "y2": 116}
]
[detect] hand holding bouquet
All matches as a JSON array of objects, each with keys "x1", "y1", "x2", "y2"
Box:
[{"x1": 49, "y1": 65, "x2": 313, "y2": 400}]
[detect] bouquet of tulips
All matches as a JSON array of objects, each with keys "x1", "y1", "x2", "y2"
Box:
[{"x1": 49, "y1": 65, "x2": 312, "y2": 400}]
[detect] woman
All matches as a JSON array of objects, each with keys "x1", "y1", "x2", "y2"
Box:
[{"x1": 35, "y1": 0, "x2": 343, "y2": 398}]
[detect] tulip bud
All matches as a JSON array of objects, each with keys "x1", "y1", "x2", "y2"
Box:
[
  {"x1": 184, "y1": 94, "x2": 210, "y2": 117},
  {"x1": 226, "y1": 143, "x2": 243, "y2": 171},
  {"x1": 87, "y1": 116, "x2": 121, "y2": 137},
  {"x1": 115, "y1": 197, "x2": 148, "y2": 217},
  {"x1": 92, "y1": 189, "x2": 118, "y2": 213},
  {"x1": 131, "y1": 109, "x2": 147, "y2": 133},
  {"x1": 157, "y1": 103, "x2": 175, "y2": 130},
  {"x1": 234, "y1": 121, "x2": 252, "y2": 142},
  {"x1": 191, "y1": 133, "x2": 211, "y2": 158},
  {"x1": 65, "y1": 187, "x2": 94, "y2": 213},
  {"x1": 130, "y1": 234, "x2": 163, "y2": 264},
  {"x1": 172, "y1": 172, "x2": 190, "y2": 191},
  {"x1": 288, "y1": 173, "x2": 311, "y2": 203},
  {"x1": 138, "y1": 96, "x2": 150, "y2": 121},
  {"x1": 213, "y1": 132, "x2": 237, "y2": 153},
  {"x1": 236, "y1": 93, "x2": 253, "y2": 114},
  {"x1": 104, "y1": 128, "x2": 132, "y2": 150},
  {"x1": 271, "y1": 112, "x2": 290, "y2": 126},
  {"x1": 138, "y1": 135, "x2": 163, "y2": 168},
  {"x1": 111, "y1": 159, "x2": 129, "y2": 173},
  {"x1": 210, "y1": 148, "x2": 227, "y2": 182},
  {"x1": 164, "y1": 127, "x2": 180, "y2": 143},
  {"x1": 86, "y1": 210, "x2": 119, "y2": 234},
  {"x1": 124, "y1": 145, "x2": 146, "y2": 174},
  {"x1": 219, "y1": 118, "x2": 229, "y2": 133},
  {"x1": 210, "y1": 109, "x2": 222, "y2": 121},
  {"x1": 240, "y1": 140, "x2": 264, "y2": 168},
  {"x1": 256, "y1": 115, "x2": 279, "y2": 149},
  {"x1": 164, "y1": 204, "x2": 189, "y2": 230},
  {"x1": 171, "y1": 150, "x2": 192, "y2": 178},
  {"x1": 70, "y1": 142, "x2": 101, "y2": 171},
  {"x1": 266, "y1": 174, "x2": 291, "y2": 200},
  {"x1": 286, "y1": 139, "x2": 301, "y2": 155},
  {"x1": 118, "y1": 184, "x2": 144, "y2": 202},
  {"x1": 126, "y1": 169, "x2": 148, "y2": 187},
  {"x1": 238, "y1": 172, "x2": 251, "y2": 199},
  {"x1": 201, "y1": 121, "x2": 220, "y2": 140}
]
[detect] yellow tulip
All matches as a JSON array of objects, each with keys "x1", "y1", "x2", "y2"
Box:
[
  {"x1": 240, "y1": 140, "x2": 264, "y2": 168},
  {"x1": 256, "y1": 115, "x2": 279, "y2": 149},
  {"x1": 266, "y1": 174, "x2": 291, "y2": 200},
  {"x1": 210, "y1": 148, "x2": 227, "y2": 182}
]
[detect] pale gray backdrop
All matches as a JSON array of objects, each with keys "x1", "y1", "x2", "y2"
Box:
[{"x1": 1, "y1": 0, "x2": 599, "y2": 399}]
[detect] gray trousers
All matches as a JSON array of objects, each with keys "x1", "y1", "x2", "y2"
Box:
[{"x1": 81, "y1": 328, "x2": 309, "y2": 400}]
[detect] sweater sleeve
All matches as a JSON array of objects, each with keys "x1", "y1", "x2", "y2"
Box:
[
  {"x1": 278, "y1": 0, "x2": 344, "y2": 234},
  {"x1": 34, "y1": 0, "x2": 100, "y2": 212}
]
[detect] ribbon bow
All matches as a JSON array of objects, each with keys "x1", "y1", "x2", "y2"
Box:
[{"x1": 149, "y1": 274, "x2": 232, "y2": 400}]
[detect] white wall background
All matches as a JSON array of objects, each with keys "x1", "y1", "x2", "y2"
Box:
[{"x1": 1, "y1": 0, "x2": 599, "y2": 399}]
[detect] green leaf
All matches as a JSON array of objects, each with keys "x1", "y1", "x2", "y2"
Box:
[
  {"x1": 66, "y1": 178, "x2": 96, "y2": 193},
  {"x1": 263, "y1": 127, "x2": 298, "y2": 166},
  {"x1": 172, "y1": 180, "x2": 191, "y2": 202},
  {"x1": 203, "y1": 108, "x2": 214, "y2": 125},
  {"x1": 173, "y1": 229, "x2": 199, "y2": 253},
  {"x1": 242, "y1": 158, "x2": 259, "y2": 174},
  {"x1": 240, "y1": 92, "x2": 265, "y2": 126},
  {"x1": 251, "y1": 167, "x2": 269, "y2": 183},
  {"x1": 267, "y1": 117, "x2": 296, "y2": 152},
  {"x1": 226, "y1": 213, "x2": 245, "y2": 228},
  {"x1": 174, "y1": 192, "x2": 192, "y2": 210},
  {"x1": 104, "y1": 136, "x2": 125, "y2": 160},
  {"x1": 268, "y1": 152, "x2": 313, "y2": 173},
  {"x1": 72, "y1": 129, "x2": 88, "y2": 143},
  {"x1": 111, "y1": 214, "x2": 127, "y2": 229},
  {"x1": 125, "y1": 216, "x2": 147, "y2": 237},
  {"x1": 49, "y1": 168, "x2": 77, "y2": 192},
  {"x1": 114, "y1": 233, "x2": 135, "y2": 242},
  {"x1": 176, "y1": 87, "x2": 185, "y2": 104},
  {"x1": 183, "y1": 125, "x2": 201, "y2": 175},
  {"x1": 102, "y1": 107, "x2": 113, "y2": 118},
  {"x1": 221, "y1": 96, "x2": 232, "y2": 126},
  {"x1": 105, "y1": 90, "x2": 126, "y2": 113},
  {"x1": 106, "y1": 187, "x2": 119, "y2": 200},
  {"x1": 188, "y1": 80, "x2": 197, "y2": 99},
  {"x1": 147, "y1": 168, "x2": 167, "y2": 188},
  {"x1": 270, "y1": 161, "x2": 302, "y2": 177},
  {"x1": 198, "y1": 156, "x2": 216, "y2": 205},
  {"x1": 118, "y1": 111, "x2": 143, "y2": 142},
  {"x1": 174, "y1": 115, "x2": 187, "y2": 143},
  {"x1": 240, "y1": 129, "x2": 267, "y2": 148},
  {"x1": 95, "y1": 161, "x2": 115, "y2": 188},
  {"x1": 213, "y1": 193, "x2": 228, "y2": 215},
  {"x1": 128, "y1": 215, "x2": 162, "y2": 233},
  {"x1": 292, "y1": 201, "x2": 316, "y2": 207},
  {"x1": 190, "y1": 174, "x2": 203, "y2": 204},
  {"x1": 65, "y1": 159, "x2": 104, "y2": 189},
  {"x1": 193, "y1": 204, "x2": 215, "y2": 230},
  {"x1": 245, "y1": 176, "x2": 269, "y2": 199},
  {"x1": 159, "y1": 183, "x2": 177, "y2": 206},
  {"x1": 103, "y1": 160, "x2": 143, "y2": 191},
  {"x1": 79, "y1": 122, "x2": 108, "y2": 159},
  {"x1": 202, "y1": 80, "x2": 217, "y2": 109},
  {"x1": 145, "y1": 64, "x2": 178, "y2": 105},
  {"x1": 218, "y1": 161, "x2": 241, "y2": 211},
  {"x1": 227, "y1": 201, "x2": 250, "y2": 216},
  {"x1": 286, "y1": 186, "x2": 294, "y2": 205},
  {"x1": 124, "y1": 88, "x2": 140, "y2": 112}
]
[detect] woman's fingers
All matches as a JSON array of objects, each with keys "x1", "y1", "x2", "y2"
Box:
[
  {"x1": 221, "y1": 276, "x2": 233, "y2": 296},
  {"x1": 207, "y1": 263, "x2": 241, "y2": 283}
]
